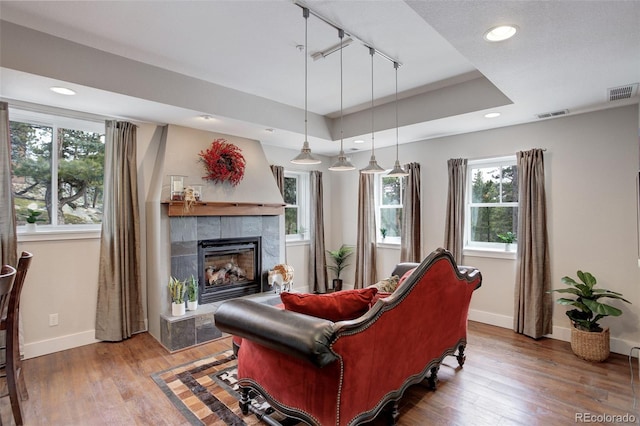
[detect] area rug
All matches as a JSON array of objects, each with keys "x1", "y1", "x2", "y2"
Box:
[{"x1": 152, "y1": 349, "x2": 284, "y2": 425}]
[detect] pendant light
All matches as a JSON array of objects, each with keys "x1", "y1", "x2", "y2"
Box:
[
  {"x1": 387, "y1": 61, "x2": 408, "y2": 177},
  {"x1": 361, "y1": 47, "x2": 385, "y2": 174},
  {"x1": 291, "y1": 7, "x2": 321, "y2": 165},
  {"x1": 329, "y1": 29, "x2": 355, "y2": 171}
]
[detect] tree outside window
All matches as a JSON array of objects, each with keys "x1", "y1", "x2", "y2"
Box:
[
  {"x1": 10, "y1": 110, "x2": 105, "y2": 227},
  {"x1": 466, "y1": 157, "x2": 518, "y2": 249},
  {"x1": 377, "y1": 175, "x2": 403, "y2": 242},
  {"x1": 284, "y1": 175, "x2": 299, "y2": 235},
  {"x1": 284, "y1": 171, "x2": 309, "y2": 239}
]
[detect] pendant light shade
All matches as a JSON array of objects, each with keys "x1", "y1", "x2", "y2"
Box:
[
  {"x1": 387, "y1": 61, "x2": 408, "y2": 177},
  {"x1": 329, "y1": 29, "x2": 355, "y2": 172},
  {"x1": 291, "y1": 7, "x2": 321, "y2": 165},
  {"x1": 361, "y1": 47, "x2": 385, "y2": 174}
]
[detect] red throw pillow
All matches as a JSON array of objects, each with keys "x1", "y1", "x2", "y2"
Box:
[
  {"x1": 398, "y1": 267, "x2": 417, "y2": 287},
  {"x1": 280, "y1": 288, "x2": 378, "y2": 322}
]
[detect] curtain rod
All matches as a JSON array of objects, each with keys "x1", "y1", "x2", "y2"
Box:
[{"x1": 294, "y1": 1, "x2": 402, "y2": 67}]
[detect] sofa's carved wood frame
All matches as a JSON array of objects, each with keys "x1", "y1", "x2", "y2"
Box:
[{"x1": 216, "y1": 248, "x2": 482, "y2": 426}]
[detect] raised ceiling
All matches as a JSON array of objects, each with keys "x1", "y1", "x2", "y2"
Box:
[{"x1": 0, "y1": 0, "x2": 638, "y2": 156}]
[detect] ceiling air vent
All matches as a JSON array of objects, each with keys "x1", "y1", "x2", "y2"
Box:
[
  {"x1": 536, "y1": 109, "x2": 569, "y2": 119},
  {"x1": 607, "y1": 83, "x2": 638, "y2": 101}
]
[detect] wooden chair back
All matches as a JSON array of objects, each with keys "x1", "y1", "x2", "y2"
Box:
[
  {"x1": 1, "y1": 252, "x2": 33, "y2": 425},
  {"x1": 0, "y1": 265, "x2": 16, "y2": 321},
  {"x1": 7, "y1": 252, "x2": 33, "y2": 327}
]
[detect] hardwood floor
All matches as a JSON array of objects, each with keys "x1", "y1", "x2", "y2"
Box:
[{"x1": 1, "y1": 321, "x2": 638, "y2": 425}]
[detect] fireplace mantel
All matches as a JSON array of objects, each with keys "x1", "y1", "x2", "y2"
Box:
[{"x1": 163, "y1": 201, "x2": 284, "y2": 217}]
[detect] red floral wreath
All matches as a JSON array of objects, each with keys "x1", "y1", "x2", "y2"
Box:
[{"x1": 199, "y1": 139, "x2": 246, "y2": 186}]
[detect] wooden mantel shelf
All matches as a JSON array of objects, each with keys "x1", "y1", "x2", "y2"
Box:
[{"x1": 163, "y1": 201, "x2": 285, "y2": 217}]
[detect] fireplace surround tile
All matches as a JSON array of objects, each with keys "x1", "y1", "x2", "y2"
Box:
[
  {"x1": 221, "y1": 216, "x2": 262, "y2": 238},
  {"x1": 167, "y1": 214, "x2": 281, "y2": 350},
  {"x1": 170, "y1": 216, "x2": 197, "y2": 241},
  {"x1": 196, "y1": 216, "x2": 221, "y2": 240},
  {"x1": 159, "y1": 293, "x2": 281, "y2": 352}
]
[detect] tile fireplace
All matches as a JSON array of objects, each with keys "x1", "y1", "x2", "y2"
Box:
[
  {"x1": 160, "y1": 214, "x2": 281, "y2": 351},
  {"x1": 198, "y1": 236, "x2": 262, "y2": 304}
]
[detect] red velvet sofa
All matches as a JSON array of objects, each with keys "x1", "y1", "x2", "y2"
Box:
[{"x1": 215, "y1": 248, "x2": 482, "y2": 425}]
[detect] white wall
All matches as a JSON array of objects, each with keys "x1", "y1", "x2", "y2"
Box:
[
  {"x1": 336, "y1": 104, "x2": 640, "y2": 355},
  {"x1": 262, "y1": 144, "x2": 333, "y2": 294},
  {"x1": 19, "y1": 122, "x2": 160, "y2": 359},
  {"x1": 17, "y1": 104, "x2": 639, "y2": 359}
]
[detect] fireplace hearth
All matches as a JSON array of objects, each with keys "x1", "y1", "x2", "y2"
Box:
[{"x1": 198, "y1": 237, "x2": 261, "y2": 304}]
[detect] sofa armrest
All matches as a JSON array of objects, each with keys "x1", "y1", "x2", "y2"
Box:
[{"x1": 214, "y1": 299, "x2": 338, "y2": 368}]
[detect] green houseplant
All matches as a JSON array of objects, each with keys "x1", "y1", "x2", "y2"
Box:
[
  {"x1": 326, "y1": 245, "x2": 353, "y2": 291},
  {"x1": 497, "y1": 231, "x2": 516, "y2": 250},
  {"x1": 23, "y1": 208, "x2": 45, "y2": 232},
  {"x1": 497, "y1": 231, "x2": 516, "y2": 244},
  {"x1": 24, "y1": 208, "x2": 45, "y2": 224},
  {"x1": 186, "y1": 275, "x2": 198, "y2": 311},
  {"x1": 550, "y1": 270, "x2": 630, "y2": 361},
  {"x1": 168, "y1": 276, "x2": 187, "y2": 316}
]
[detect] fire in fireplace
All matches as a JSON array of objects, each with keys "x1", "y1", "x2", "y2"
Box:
[{"x1": 198, "y1": 237, "x2": 262, "y2": 304}]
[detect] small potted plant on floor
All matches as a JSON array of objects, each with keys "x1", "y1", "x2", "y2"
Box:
[
  {"x1": 550, "y1": 270, "x2": 630, "y2": 362},
  {"x1": 186, "y1": 275, "x2": 198, "y2": 311},
  {"x1": 326, "y1": 245, "x2": 353, "y2": 291},
  {"x1": 168, "y1": 276, "x2": 187, "y2": 316}
]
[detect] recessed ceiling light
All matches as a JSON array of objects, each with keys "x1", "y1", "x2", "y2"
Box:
[
  {"x1": 354, "y1": 139, "x2": 365, "y2": 144},
  {"x1": 484, "y1": 25, "x2": 517, "y2": 42},
  {"x1": 200, "y1": 114, "x2": 214, "y2": 120},
  {"x1": 484, "y1": 112, "x2": 501, "y2": 118},
  {"x1": 50, "y1": 86, "x2": 76, "y2": 95}
]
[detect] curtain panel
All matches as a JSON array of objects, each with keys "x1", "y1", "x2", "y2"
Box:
[
  {"x1": 355, "y1": 173, "x2": 377, "y2": 288},
  {"x1": 513, "y1": 148, "x2": 552, "y2": 339},
  {"x1": 270, "y1": 165, "x2": 284, "y2": 195},
  {"x1": 0, "y1": 102, "x2": 17, "y2": 267},
  {"x1": 309, "y1": 171, "x2": 327, "y2": 293},
  {"x1": 95, "y1": 121, "x2": 145, "y2": 341},
  {"x1": 400, "y1": 162, "x2": 421, "y2": 263},
  {"x1": 444, "y1": 158, "x2": 467, "y2": 264}
]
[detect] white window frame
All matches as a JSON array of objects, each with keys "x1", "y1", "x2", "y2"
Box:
[
  {"x1": 375, "y1": 172, "x2": 403, "y2": 245},
  {"x1": 284, "y1": 171, "x2": 310, "y2": 242},
  {"x1": 9, "y1": 107, "x2": 105, "y2": 236},
  {"x1": 463, "y1": 156, "x2": 518, "y2": 258}
]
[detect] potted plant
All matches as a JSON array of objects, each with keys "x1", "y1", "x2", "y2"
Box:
[
  {"x1": 380, "y1": 228, "x2": 387, "y2": 240},
  {"x1": 186, "y1": 275, "x2": 198, "y2": 311},
  {"x1": 168, "y1": 276, "x2": 187, "y2": 316},
  {"x1": 550, "y1": 270, "x2": 631, "y2": 362},
  {"x1": 326, "y1": 245, "x2": 353, "y2": 291},
  {"x1": 24, "y1": 208, "x2": 45, "y2": 232},
  {"x1": 497, "y1": 231, "x2": 516, "y2": 250}
]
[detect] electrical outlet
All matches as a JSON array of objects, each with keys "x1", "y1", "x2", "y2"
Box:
[{"x1": 49, "y1": 313, "x2": 58, "y2": 326}]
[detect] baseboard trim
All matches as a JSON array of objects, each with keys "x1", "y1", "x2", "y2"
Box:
[
  {"x1": 468, "y1": 309, "x2": 636, "y2": 357},
  {"x1": 24, "y1": 330, "x2": 99, "y2": 360},
  {"x1": 468, "y1": 308, "x2": 512, "y2": 329}
]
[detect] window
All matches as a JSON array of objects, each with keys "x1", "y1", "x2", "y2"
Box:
[
  {"x1": 465, "y1": 156, "x2": 518, "y2": 251},
  {"x1": 376, "y1": 174, "x2": 404, "y2": 243},
  {"x1": 10, "y1": 108, "x2": 105, "y2": 230},
  {"x1": 283, "y1": 171, "x2": 309, "y2": 239}
]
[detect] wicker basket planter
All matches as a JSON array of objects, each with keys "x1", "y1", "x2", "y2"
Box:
[{"x1": 570, "y1": 325, "x2": 610, "y2": 362}]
